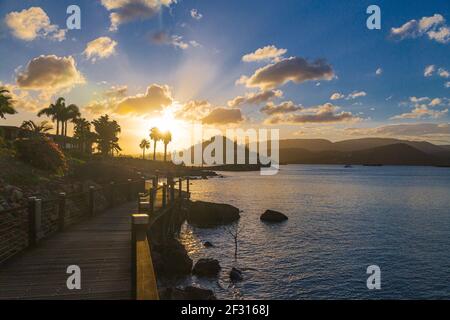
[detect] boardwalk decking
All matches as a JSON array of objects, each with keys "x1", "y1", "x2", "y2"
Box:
[{"x1": 0, "y1": 202, "x2": 136, "y2": 300}]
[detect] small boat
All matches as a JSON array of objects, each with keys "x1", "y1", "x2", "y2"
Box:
[{"x1": 344, "y1": 164, "x2": 353, "y2": 168}]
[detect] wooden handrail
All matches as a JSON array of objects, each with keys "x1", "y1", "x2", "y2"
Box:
[{"x1": 131, "y1": 214, "x2": 159, "y2": 300}]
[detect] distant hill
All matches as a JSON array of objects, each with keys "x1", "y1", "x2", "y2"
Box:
[
  {"x1": 185, "y1": 137, "x2": 450, "y2": 167},
  {"x1": 279, "y1": 143, "x2": 449, "y2": 166},
  {"x1": 279, "y1": 138, "x2": 447, "y2": 154}
]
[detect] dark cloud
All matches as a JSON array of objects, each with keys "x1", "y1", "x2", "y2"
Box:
[
  {"x1": 202, "y1": 107, "x2": 243, "y2": 125},
  {"x1": 227, "y1": 89, "x2": 283, "y2": 107},
  {"x1": 238, "y1": 57, "x2": 335, "y2": 90},
  {"x1": 260, "y1": 101, "x2": 302, "y2": 115}
]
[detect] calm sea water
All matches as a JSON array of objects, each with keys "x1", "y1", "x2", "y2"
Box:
[{"x1": 179, "y1": 165, "x2": 450, "y2": 299}]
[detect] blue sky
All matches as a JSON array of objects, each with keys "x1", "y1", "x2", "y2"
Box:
[{"x1": 0, "y1": 0, "x2": 449, "y2": 153}]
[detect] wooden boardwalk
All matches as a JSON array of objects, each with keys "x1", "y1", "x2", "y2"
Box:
[{"x1": 0, "y1": 201, "x2": 136, "y2": 300}]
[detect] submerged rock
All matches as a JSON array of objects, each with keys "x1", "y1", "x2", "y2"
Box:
[
  {"x1": 229, "y1": 267, "x2": 243, "y2": 282},
  {"x1": 203, "y1": 241, "x2": 214, "y2": 248},
  {"x1": 192, "y1": 258, "x2": 221, "y2": 277},
  {"x1": 187, "y1": 200, "x2": 240, "y2": 227},
  {"x1": 260, "y1": 209, "x2": 288, "y2": 223},
  {"x1": 161, "y1": 286, "x2": 216, "y2": 300}
]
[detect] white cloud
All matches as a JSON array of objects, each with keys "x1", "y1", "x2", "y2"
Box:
[
  {"x1": 84, "y1": 37, "x2": 118, "y2": 62},
  {"x1": 151, "y1": 31, "x2": 194, "y2": 50},
  {"x1": 424, "y1": 65, "x2": 436, "y2": 77},
  {"x1": 390, "y1": 13, "x2": 450, "y2": 44},
  {"x1": 445, "y1": 82, "x2": 450, "y2": 88},
  {"x1": 330, "y1": 92, "x2": 345, "y2": 100},
  {"x1": 101, "y1": 0, "x2": 175, "y2": 31},
  {"x1": 115, "y1": 84, "x2": 173, "y2": 115},
  {"x1": 5, "y1": 7, "x2": 66, "y2": 41},
  {"x1": 190, "y1": 9, "x2": 203, "y2": 20},
  {"x1": 346, "y1": 91, "x2": 367, "y2": 100},
  {"x1": 375, "y1": 68, "x2": 383, "y2": 76},
  {"x1": 438, "y1": 68, "x2": 450, "y2": 78},
  {"x1": 242, "y1": 45, "x2": 287, "y2": 62}
]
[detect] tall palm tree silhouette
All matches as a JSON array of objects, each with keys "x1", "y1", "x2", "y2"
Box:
[
  {"x1": 38, "y1": 97, "x2": 65, "y2": 136},
  {"x1": 73, "y1": 118, "x2": 93, "y2": 153},
  {"x1": 150, "y1": 127, "x2": 161, "y2": 161},
  {"x1": 92, "y1": 115, "x2": 121, "y2": 157},
  {"x1": 0, "y1": 87, "x2": 16, "y2": 119},
  {"x1": 140, "y1": 139, "x2": 150, "y2": 160},
  {"x1": 61, "y1": 104, "x2": 81, "y2": 137},
  {"x1": 162, "y1": 131, "x2": 172, "y2": 162}
]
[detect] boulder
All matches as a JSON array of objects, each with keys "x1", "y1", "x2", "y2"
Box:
[
  {"x1": 161, "y1": 286, "x2": 216, "y2": 300},
  {"x1": 229, "y1": 267, "x2": 243, "y2": 282},
  {"x1": 187, "y1": 201, "x2": 240, "y2": 227},
  {"x1": 203, "y1": 241, "x2": 214, "y2": 248},
  {"x1": 260, "y1": 209, "x2": 288, "y2": 223},
  {"x1": 152, "y1": 238, "x2": 193, "y2": 276},
  {"x1": 192, "y1": 258, "x2": 221, "y2": 277}
]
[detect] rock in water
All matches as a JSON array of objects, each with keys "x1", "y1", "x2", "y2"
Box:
[
  {"x1": 192, "y1": 258, "x2": 221, "y2": 277},
  {"x1": 187, "y1": 201, "x2": 240, "y2": 227},
  {"x1": 152, "y1": 238, "x2": 193, "y2": 276},
  {"x1": 204, "y1": 241, "x2": 214, "y2": 248},
  {"x1": 229, "y1": 267, "x2": 243, "y2": 282},
  {"x1": 161, "y1": 286, "x2": 216, "y2": 300},
  {"x1": 260, "y1": 209, "x2": 288, "y2": 223}
]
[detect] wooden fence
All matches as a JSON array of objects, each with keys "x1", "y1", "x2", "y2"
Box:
[{"x1": 0, "y1": 179, "x2": 145, "y2": 265}]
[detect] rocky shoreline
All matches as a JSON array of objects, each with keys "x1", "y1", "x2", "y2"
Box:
[{"x1": 152, "y1": 199, "x2": 288, "y2": 300}]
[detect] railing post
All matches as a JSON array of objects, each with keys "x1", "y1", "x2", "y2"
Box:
[
  {"x1": 152, "y1": 176, "x2": 158, "y2": 188},
  {"x1": 131, "y1": 213, "x2": 149, "y2": 300},
  {"x1": 58, "y1": 192, "x2": 66, "y2": 231},
  {"x1": 141, "y1": 176, "x2": 146, "y2": 193},
  {"x1": 89, "y1": 186, "x2": 95, "y2": 217},
  {"x1": 186, "y1": 177, "x2": 190, "y2": 197},
  {"x1": 28, "y1": 197, "x2": 37, "y2": 248},
  {"x1": 149, "y1": 187, "x2": 154, "y2": 215},
  {"x1": 109, "y1": 182, "x2": 115, "y2": 208},
  {"x1": 162, "y1": 183, "x2": 167, "y2": 208},
  {"x1": 127, "y1": 179, "x2": 133, "y2": 201},
  {"x1": 170, "y1": 181, "x2": 175, "y2": 204},
  {"x1": 178, "y1": 178, "x2": 182, "y2": 199}
]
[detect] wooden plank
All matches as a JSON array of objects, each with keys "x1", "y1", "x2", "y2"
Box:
[{"x1": 0, "y1": 202, "x2": 136, "y2": 300}]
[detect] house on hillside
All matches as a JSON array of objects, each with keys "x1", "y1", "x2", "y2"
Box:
[{"x1": 0, "y1": 125, "x2": 78, "y2": 150}]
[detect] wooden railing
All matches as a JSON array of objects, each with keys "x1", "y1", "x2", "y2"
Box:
[
  {"x1": 132, "y1": 177, "x2": 190, "y2": 300},
  {"x1": 0, "y1": 179, "x2": 145, "y2": 265}
]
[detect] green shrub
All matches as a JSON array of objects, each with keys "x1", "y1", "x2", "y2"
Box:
[{"x1": 15, "y1": 137, "x2": 67, "y2": 173}]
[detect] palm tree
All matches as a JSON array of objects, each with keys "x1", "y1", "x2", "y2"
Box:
[
  {"x1": 139, "y1": 139, "x2": 150, "y2": 160},
  {"x1": 0, "y1": 88, "x2": 17, "y2": 119},
  {"x1": 150, "y1": 127, "x2": 161, "y2": 161},
  {"x1": 162, "y1": 131, "x2": 172, "y2": 162},
  {"x1": 60, "y1": 104, "x2": 81, "y2": 137},
  {"x1": 20, "y1": 120, "x2": 53, "y2": 135},
  {"x1": 73, "y1": 118, "x2": 92, "y2": 153},
  {"x1": 92, "y1": 115, "x2": 121, "y2": 157},
  {"x1": 38, "y1": 97, "x2": 65, "y2": 135}
]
